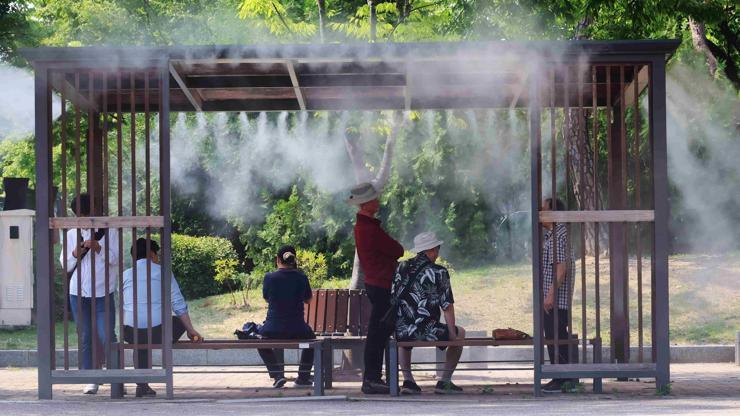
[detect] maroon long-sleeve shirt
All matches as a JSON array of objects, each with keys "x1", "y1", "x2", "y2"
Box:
[{"x1": 354, "y1": 213, "x2": 404, "y2": 290}]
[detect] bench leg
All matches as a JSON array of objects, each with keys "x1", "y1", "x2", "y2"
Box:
[
  {"x1": 323, "y1": 340, "x2": 333, "y2": 389},
  {"x1": 389, "y1": 339, "x2": 399, "y2": 397},
  {"x1": 593, "y1": 378, "x2": 603, "y2": 393},
  {"x1": 313, "y1": 341, "x2": 325, "y2": 396},
  {"x1": 110, "y1": 344, "x2": 124, "y2": 399}
]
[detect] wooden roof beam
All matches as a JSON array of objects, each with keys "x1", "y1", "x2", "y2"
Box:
[
  {"x1": 285, "y1": 60, "x2": 306, "y2": 111},
  {"x1": 169, "y1": 62, "x2": 202, "y2": 112},
  {"x1": 51, "y1": 73, "x2": 99, "y2": 112},
  {"x1": 509, "y1": 72, "x2": 528, "y2": 109}
]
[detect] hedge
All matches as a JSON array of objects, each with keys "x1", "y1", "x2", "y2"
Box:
[{"x1": 169, "y1": 233, "x2": 239, "y2": 299}]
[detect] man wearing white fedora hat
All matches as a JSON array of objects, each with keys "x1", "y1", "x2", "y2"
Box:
[
  {"x1": 348, "y1": 182, "x2": 404, "y2": 394},
  {"x1": 392, "y1": 231, "x2": 466, "y2": 395}
]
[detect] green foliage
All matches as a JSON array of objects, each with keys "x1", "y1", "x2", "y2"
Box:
[
  {"x1": 170, "y1": 233, "x2": 239, "y2": 299},
  {"x1": 297, "y1": 249, "x2": 328, "y2": 288}
]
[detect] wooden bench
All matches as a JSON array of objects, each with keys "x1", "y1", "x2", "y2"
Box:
[
  {"x1": 388, "y1": 336, "x2": 591, "y2": 396},
  {"x1": 304, "y1": 289, "x2": 371, "y2": 388}
]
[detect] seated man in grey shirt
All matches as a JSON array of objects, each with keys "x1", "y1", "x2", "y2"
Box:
[{"x1": 122, "y1": 238, "x2": 202, "y2": 397}]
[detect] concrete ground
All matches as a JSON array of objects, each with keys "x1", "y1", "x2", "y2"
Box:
[{"x1": 0, "y1": 363, "x2": 738, "y2": 415}]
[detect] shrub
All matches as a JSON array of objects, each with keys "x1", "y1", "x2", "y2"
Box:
[
  {"x1": 170, "y1": 233, "x2": 239, "y2": 299},
  {"x1": 297, "y1": 249, "x2": 328, "y2": 288}
]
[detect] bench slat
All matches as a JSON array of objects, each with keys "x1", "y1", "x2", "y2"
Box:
[
  {"x1": 316, "y1": 290, "x2": 328, "y2": 332},
  {"x1": 348, "y1": 290, "x2": 362, "y2": 336},
  {"x1": 307, "y1": 289, "x2": 319, "y2": 331},
  {"x1": 359, "y1": 289, "x2": 371, "y2": 336},
  {"x1": 325, "y1": 290, "x2": 338, "y2": 333},
  {"x1": 335, "y1": 290, "x2": 349, "y2": 333}
]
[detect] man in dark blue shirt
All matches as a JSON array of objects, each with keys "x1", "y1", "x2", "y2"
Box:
[{"x1": 257, "y1": 245, "x2": 315, "y2": 388}]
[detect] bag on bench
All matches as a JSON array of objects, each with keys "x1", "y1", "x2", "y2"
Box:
[
  {"x1": 492, "y1": 327, "x2": 532, "y2": 340},
  {"x1": 234, "y1": 321, "x2": 262, "y2": 340}
]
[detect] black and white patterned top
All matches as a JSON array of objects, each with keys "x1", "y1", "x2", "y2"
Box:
[
  {"x1": 542, "y1": 223, "x2": 575, "y2": 310},
  {"x1": 392, "y1": 253, "x2": 455, "y2": 341}
]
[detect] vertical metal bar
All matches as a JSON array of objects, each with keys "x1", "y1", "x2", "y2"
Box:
[
  {"x1": 550, "y1": 68, "x2": 559, "y2": 365},
  {"x1": 74, "y1": 73, "x2": 83, "y2": 368},
  {"x1": 116, "y1": 72, "x2": 125, "y2": 369},
  {"x1": 578, "y1": 66, "x2": 587, "y2": 364},
  {"x1": 529, "y1": 70, "x2": 543, "y2": 396},
  {"x1": 145, "y1": 71, "x2": 153, "y2": 368},
  {"x1": 60, "y1": 75, "x2": 70, "y2": 371},
  {"x1": 313, "y1": 342, "x2": 325, "y2": 397},
  {"x1": 649, "y1": 57, "x2": 670, "y2": 390},
  {"x1": 592, "y1": 65, "x2": 601, "y2": 363},
  {"x1": 634, "y1": 65, "x2": 644, "y2": 363},
  {"x1": 389, "y1": 339, "x2": 399, "y2": 397},
  {"x1": 159, "y1": 62, "x2": 174, "y2": 399},
  {"x1": 102, "y1": 72, "x2": 112, "y2": 368},
  {"x1": 131, "y1": 71, "x2": 138, "y2": 366},
  {"x1": 35, "y1": 64, "x2": 53, "y2": 400},
  {"x1": 88, "y1": 72, "x2": 98, "y2": 370}
]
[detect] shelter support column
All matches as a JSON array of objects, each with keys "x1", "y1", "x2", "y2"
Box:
[
  {"x1": 34, "y1": 65, "x2": 53, "y2": 400},
  {"x1": 528, "y1": 70, "x2": 543, "y2": 397},
  {"x1": 608, "y1": 103, "x2": 630, "y2": 366},
  {"x1": 650, "y1": 58, "x2": 670, "y2": 390}
]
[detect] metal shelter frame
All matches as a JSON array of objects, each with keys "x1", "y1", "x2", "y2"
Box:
[{"x1": 21, "y1": 39, "x2": 679, "y2": 399}]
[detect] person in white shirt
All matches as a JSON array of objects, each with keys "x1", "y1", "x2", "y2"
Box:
[
  {"x1": 122, "y1": 238, "x2": 202, "y2": 397},
  {"x1": 59, "y1": 194, "x2": 119, "y2": 395}
]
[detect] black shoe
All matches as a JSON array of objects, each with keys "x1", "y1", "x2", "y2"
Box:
[
  {"x1": 434, "y1": 380, "x2": 463, "y2": 394},
  {"x1": 135, "y1": 384, "x2": 156, "y2": 398},
  {"x1": 401, "y1": 380, "x2": 422, "y2": 395},
  {"x1": 542, "y1": 379, "x2": 562, "y2": 393},
  {"x1": 272, "y1": 377, "x2": 287, "y2": 389},
  {"x1": 361, "y1": 380, "x2": 390, "y2": 394},
  {"x1": 293, "y1": 377, "x2": 313, "y2": 388}
]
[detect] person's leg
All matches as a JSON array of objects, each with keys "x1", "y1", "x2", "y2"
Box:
[
  {"x1": 363, "y1": 284, "x2": 391, "y2": 383},
  {"x1": 543, "y1": 309, "x2": 556, "y2": 364},
  {"x1": 297, "y1": 348, "x2": 315, "y2": 381},
  {"x1": 441, "y1": 326, "x2": 465, "y2": 381},
  {"x1": 399, "y1": 347, "x2": 414, "y2": 382},
  {"x1": 171, "y1": 316, "x2": 187, "y2": 342},
  {"x1": 93, "y1": 294, "x2": 116, "y2": 369},
  {"x1": 71, "y1": 296, "x2": 93, "y2": 370},
  {"x1": 258, "y1": 348, "x2": 285, "y2": 380},
  {"x1": 557, "y1": 309, "x2": 570, "y2": 365}
]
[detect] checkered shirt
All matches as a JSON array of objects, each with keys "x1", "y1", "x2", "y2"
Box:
[{"x1": 542, "y1": 223, "x2": 575, "y2": 310}]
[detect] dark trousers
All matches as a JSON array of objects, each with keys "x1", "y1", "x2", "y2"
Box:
[
  {"x1": 544, "y1": 308, "x2": 570, "y2": 380},
  {"x1": 124, "y1": 316, "x2": 187, "y2": 385},
  {"x1": 258, "y1": 330, "x2": 315, "y2": 380},
  {"x1": 363, "y1": 284, "x2": 393, "y2": 383}
]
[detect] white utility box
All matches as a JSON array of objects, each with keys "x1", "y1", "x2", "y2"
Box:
[{"x1": 0, "y1": 209, "x2": 34, "y2": 327}]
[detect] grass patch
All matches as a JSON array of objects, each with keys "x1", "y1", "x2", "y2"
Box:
[{"x1": 2, "y1": 253, "x2": 738, "y2": 349}]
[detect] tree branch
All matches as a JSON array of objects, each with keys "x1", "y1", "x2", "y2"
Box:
[
  {"x1": 704, "y1": 36, "x2": 740, "y2": 91},
  {"x1": 272, "y1": 1, "x2": 295, "y2": 36}
]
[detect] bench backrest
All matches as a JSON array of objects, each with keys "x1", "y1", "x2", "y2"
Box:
[{"x1": 305, "y1": 289, "x2": 371, "y2": 336}]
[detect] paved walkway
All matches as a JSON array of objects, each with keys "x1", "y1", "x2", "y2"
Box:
[{"x1": 0, "y1": 363, "x2": 738, "y2": 415}]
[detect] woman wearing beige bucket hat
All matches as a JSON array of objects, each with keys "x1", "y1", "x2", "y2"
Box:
[{"x1": 348, "y1": 182, "x2": 404, "y2": 394}]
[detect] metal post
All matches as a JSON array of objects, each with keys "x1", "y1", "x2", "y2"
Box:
[
  {"x1": 528, "y1": 70, "x2": 543, "y2": 397},
  {"x1": 313, "y1": 341, "x2": 325, "y2": 396},
  {"x1": 649, "y1": 57, "x2": 670, "y2": 390},
  {"x1": 159, "y1": 61, "x2": 174, "y2": 399},
  {"x1": 34, "y1": 65, "x2": 53, "y2": 400},
  {"x1": 389, "y1": 339, "x2": 399, "y2": 397}
]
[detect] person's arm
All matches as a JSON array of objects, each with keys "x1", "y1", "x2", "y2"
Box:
[
  {"x1": 170, "y1": 275, "x2": 201, "y2": 340},
  {"x1": 437, "y1": 268, "x2": 457, "y2": 340},
  {"x1": 60, "y1": 230, "x2": 80, "y2": 272},
  {"x1": 262, "y1": 274, "x2": 271, "y2": 302},
  {"x1": 303, "y1": 274, "x2": 312, "y2": 305},
  {"x1": 377, "y1": 228, "x2": 404, "y2": 259},
  {"x1": 544, "y1": 233, "x2": 569, "y2": 312}
]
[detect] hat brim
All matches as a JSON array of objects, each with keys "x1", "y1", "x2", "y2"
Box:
[
  {"x1": 411, "y1": 240, "x2": 443, "y2": 254},
  {"x1": 345, "y1": 191, "x2": 381, "y2": 206}
]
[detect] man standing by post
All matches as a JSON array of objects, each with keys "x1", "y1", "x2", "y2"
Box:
[
  {"x1": 348, "y1": 182, "x2": 404, "y2": 394},
  {"x1": 541, "y1": 197, "x2": 576, "y2": 393}
]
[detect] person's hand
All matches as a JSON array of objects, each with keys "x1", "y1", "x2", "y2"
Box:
[
  {"x1": 187, "y1": 330, "x2": 203, "y2": 342},
  {"x1": 544, "y1": 292, "x2": 554, "y2": 313},
  {"x1": 83, "y1": 240, "x2": 101, "y2": 253}
]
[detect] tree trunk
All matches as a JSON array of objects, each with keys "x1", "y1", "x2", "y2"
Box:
[
  {"x1": 368, "y1": 1, "x2": 377, "y2": 42},
  {"x1": 563, "y1": 109, "x2": 599, "y2": 254},
  {"x1": 316, "y1": 0, "x2": 326, "y2": 43},
  {"x1": 688, "y1": 18, "x2": 719, "y2": 78}
]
